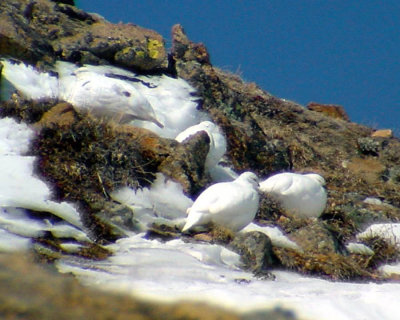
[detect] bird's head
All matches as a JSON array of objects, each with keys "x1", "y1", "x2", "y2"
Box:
[
  {"x1": 304, "y1": 173, "x2": 326, "y2": 186},
  {"x1": 237, "y1": 171, "x2": 259, "y2": 189}
]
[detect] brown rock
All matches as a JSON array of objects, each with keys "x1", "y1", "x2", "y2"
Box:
[
  {"x1": 0, "y1": 0, "x2": 167, "y2": 70},
  {"x1": 193, "y1": 233, "x2": 214, "y2": 242},
  {"x1": 171, "y1": 24, "x2": 191, "y2": 59},
  {"x1": 35, "y1": 102, "x2": 78, "y2": 128},
  {"x1": 371, "y1": 129, "x2": 393, "y2": 138},
  {"x1": 171, "y1": 24, "x2": 210, "y2": 64},
  {"x1": 158, "y1": 130, "x2": 210, "y2": 195},
  {"x1": 307, "y1": 102, "x2": 350, "y2": 121}
]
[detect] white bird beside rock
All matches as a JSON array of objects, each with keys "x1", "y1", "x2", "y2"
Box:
[
  {"x1": 60, "y1": 63, "x2": 163, "y2": 127},
  {"x1": 182, "y1": 172, "x2": 260, "y2": 232},
  {"x1": 175, "y1": 121, "x2": 227, "y2": 170},
  {"x1": 1, "y1": 59, "x2": 163, "y2": 127},
  {"x1": 260, "y1": 172, "x2": 327, "y2": 218},
  {"x1": 130, "y1": 74, "x2": 203, "y2": 138}
]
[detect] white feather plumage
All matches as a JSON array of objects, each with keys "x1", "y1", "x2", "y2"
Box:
[
  {"x1": 182, "y1": 172, "x2": 260, "y2": 232},
  {"x1": 130, "y1": 74, "x2": 204, "y2": 138},
  {"x1": 1, "y1": 59, "x2": 59, "y2": 99},
  {"x1": 260, "y1": 172, "x2": 327, "y2": 218},
  {"x1": 1, "y1": 59, "x2": 163, "y2": 127}
]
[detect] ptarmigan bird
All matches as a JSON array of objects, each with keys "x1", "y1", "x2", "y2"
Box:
[
  {"x1": 182, "y1": 172, "x2": 260, "y2": 232},
  {"x1": 260, "y1": 172, "x2": 327, "y2": 218},
  {"x1": 129, "y1": 74, "x2": 202, "y2": 138},
  {"x1": 175, "y1": 121, "x2": 227, "y2": 169},
  {"x1": 1, "y1": 59, "x2": 163, "y2": 127}
]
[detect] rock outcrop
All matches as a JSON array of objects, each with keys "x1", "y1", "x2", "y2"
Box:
[{"x1": 0, "y1": 0, "x2": 166, "y2": 70}]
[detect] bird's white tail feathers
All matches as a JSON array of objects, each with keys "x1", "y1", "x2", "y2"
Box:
[
  {"x1": 1, "y1": 59, "x2": 59, "y2": 100},
  {"x1": 182, "y1": 210, "x2": 204, "y2": 232}
]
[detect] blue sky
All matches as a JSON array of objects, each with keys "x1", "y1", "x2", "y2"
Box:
[{"x1": 77, "y1": 1, "x2": 400, "y2": 135}]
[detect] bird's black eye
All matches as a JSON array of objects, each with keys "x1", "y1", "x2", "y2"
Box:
[{"x1": 122, "y1": 91, "x2": 131, "y2": 97}]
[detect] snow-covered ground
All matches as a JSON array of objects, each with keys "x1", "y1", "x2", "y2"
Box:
[
  {"x1": 1, "y1": 113, "x2": 400, "y2": 319},
  {"x1": 57, "y1": 233, "x2": 400, "y2": 320}
]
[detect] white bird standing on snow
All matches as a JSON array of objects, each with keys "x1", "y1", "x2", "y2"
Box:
[
  {"x1": 0, "y1": 59, "x2": 163, "y2": 127},
  {"x1": 260, "y1": 172, "x2": 327, "y2": 218},
  {"x1": 182, "y1": 172, "x2": 260, "y2": 232},
  {"x1": 175, "y1": 121, "x2": 227, "y2": 169}
]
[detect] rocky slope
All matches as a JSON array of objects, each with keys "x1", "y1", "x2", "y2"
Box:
[{"x1": 1, "y1": 0, "x2": 400, "y2": 317}]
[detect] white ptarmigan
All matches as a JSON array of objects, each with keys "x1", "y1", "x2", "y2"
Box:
[
  {"x1": 175, "y1": 121, "x2": 227, "y2": 170},
  {"x1": 182, "y1": 172, "x2": 260, "y2": 232},
  {"x1": 1, "y1": 59, "x2": 163, "y2": 127},
  {"x1": 129, "y1": 74, "x2": 202, "y2": 138},
  {"x1": 260, "y1": 172, "x2": 327, "y2": 218}
]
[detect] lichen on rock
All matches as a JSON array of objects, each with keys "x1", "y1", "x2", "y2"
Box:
[{"x1": 0, "y1": 0, "x2": 167, "y2": 70}]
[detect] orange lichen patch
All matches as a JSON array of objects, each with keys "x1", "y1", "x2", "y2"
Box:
[
  {"x1": 345, "y1": 157, "x2": 385, "y2": 185},
  {"x1": 307, "y1": 102, "x2": 350, "y2": 121},
  {"x1": 371, "y1": 129, "x2": 393, "y2": 138}
]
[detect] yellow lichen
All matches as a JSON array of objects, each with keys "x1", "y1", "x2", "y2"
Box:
[
  {"x1": 147, "y1": 39, "x2": 163, "y2": 59},
  {"x1": 136, "y1": 50, "x2": 145, "y2": 59},
  {"x1": 120, "y1": 47, "x2": 131, "y2": 54}
]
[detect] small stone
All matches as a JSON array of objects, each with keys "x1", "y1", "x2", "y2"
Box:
[
  {"x1": 193, "y1": 233, "x2": 213, "y2": 242},
  {"x1": 357, "y1": 137, "x2": 380, "y2": 156},
  {"x1": 346, "y1": 242, "x2": 374, "y2": 256},
  {"x1": 307, "y1": 102, "x2": 350, "y2": 121},
  {"x1": 371, "y1": 129, "x2": 393, "y2": 138},
  {"x1": 363, "y1": 197, "x2": 383, "y2": 206},
  {"x1": 289, "y1": 221, "x2": 341, "y2": 255},
  {"x1": 229, "y1": 231, "x2": 275, "y2": 275},
  {"x1": 382, "y1": 166, "x2": 400, "y2": 184},
  {"x1": 35, "y1": 102, "x2": 78, "y2": 129}
]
